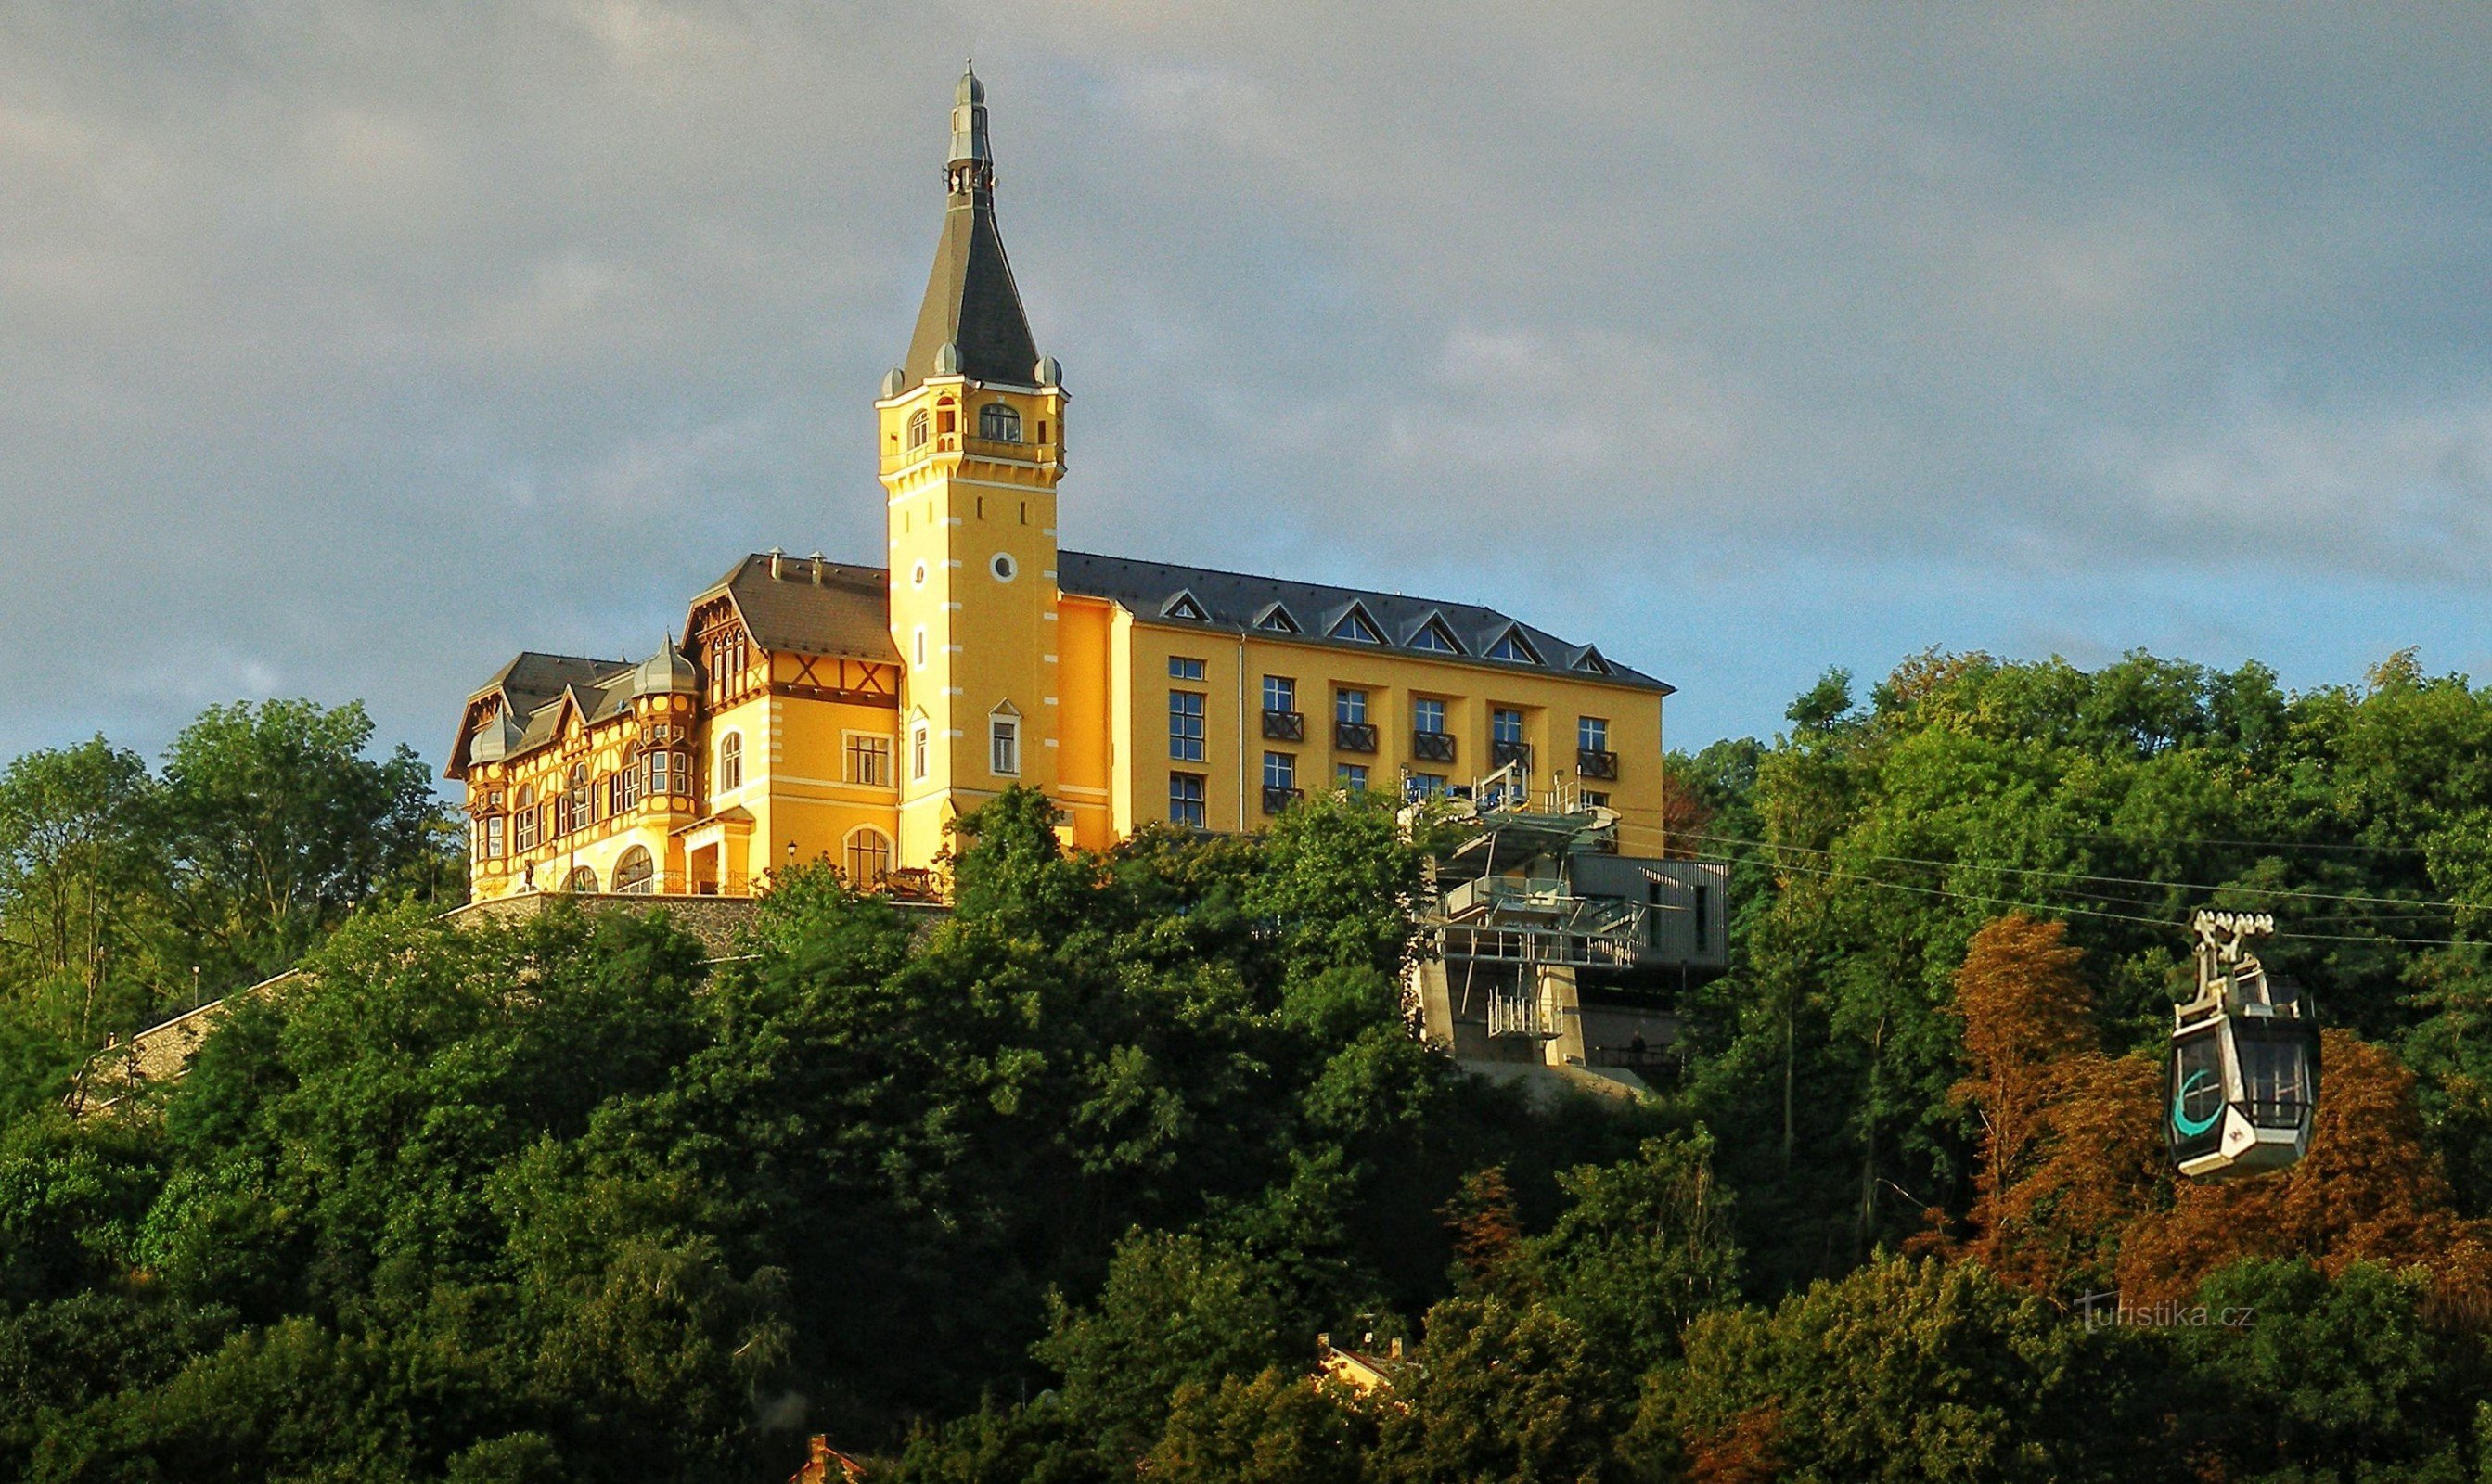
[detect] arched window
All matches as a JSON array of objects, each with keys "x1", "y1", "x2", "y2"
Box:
[
  {"x1": 718, "y1": 732, "x2": 743, "y2": 792},
  {"x1": 906, "y1": 408, "x2": 929, "y2": 448},
  {"x1": 843, "y1": 828, "x2": 893, "y2": 887},
  {"x1": 513, "y1": 785, "x2": 539, "y2": 851},
  {"x1": 563, "y1": 865, "x2": 598, "y2": 893},
  {"x1": 611, "y1": 846, "x2": 655, "y2": 894},
  {"x1": 979, "y1": 402, "x2": 1021, "y2": 442}
]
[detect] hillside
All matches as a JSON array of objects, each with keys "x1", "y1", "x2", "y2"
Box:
[{"x1": 5, "y1": 655, "x2": 2492, "y2": 1481}]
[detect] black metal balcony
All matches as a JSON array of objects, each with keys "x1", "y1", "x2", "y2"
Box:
[
  {"x1": 1261, "y1": 785, "x2": 1304, "y2": 815},
  {"x1": 1261, "y1": 710, "x2": 1305, "y2": 742},
  {"x1": 1577, "y1": 748, "x2": 1619, "y2": 780},
  {"x1": 1412, "y1": 730, "x2": 1457, "y2": 764},
  {"x1": 1490, "y1": 739, "x2": 1534, "y2": 770},
  {"x1": 1333, "y1": 720, "x2": 1379, "y2": 753}
]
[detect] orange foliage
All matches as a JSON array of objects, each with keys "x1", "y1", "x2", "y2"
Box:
[
  {"x1": 1686, "y1": 1400, "x2": 1784, "y2": 1484},
  {"x1": 1947, "y1": 915, "x2": 2103, "y2": 1265},
  {"x1": 1973, "y1": 1051, "x2": 2164, "y2": 1293},
  {"x1": 1442, "y1": 1166, "x2": 1524, "y2": 1289}
]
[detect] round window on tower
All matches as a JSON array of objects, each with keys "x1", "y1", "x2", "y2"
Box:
[
  {"x1": 911, "y1": 560, "x2": 928, "y2": 589},
  {"x1": 990, "y1": 553, "x2": 1018, "y2": 582}
]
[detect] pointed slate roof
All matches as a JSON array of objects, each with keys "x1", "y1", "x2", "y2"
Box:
[{"x1": 903, "y1": 64, "x2": 1039, "y2": 390}]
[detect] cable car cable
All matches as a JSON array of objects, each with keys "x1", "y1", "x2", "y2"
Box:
[
  {"x1": 1676, "y1": 828, "x2": 2476, "y2": 914},
  {"x1": 1688, "y1": 838, "x2": 2477, "y2": 948}
]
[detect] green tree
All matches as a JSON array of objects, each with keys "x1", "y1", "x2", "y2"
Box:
[
  {"x1": 159, "y1": 697, "x2": 456, "y2": 984},
  {"x1": 1532, "y1": 1132, "x2": 1740, "y2": 1373},
  {"x1": 1033, "y1": 1230, "x2": 1297, "y2": 1462}
]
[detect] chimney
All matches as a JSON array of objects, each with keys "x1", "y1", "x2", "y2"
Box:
[
  {"x1": 769, "y1": 547, "x2": 785, "y2": 580},
  {"x1": 808, "y1": 552, "x2": 827, "y2": 586}
]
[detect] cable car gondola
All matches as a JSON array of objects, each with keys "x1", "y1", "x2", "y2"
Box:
[{"x1": 2167, "y1": 911, "x2": 2319, "y2": 1178}]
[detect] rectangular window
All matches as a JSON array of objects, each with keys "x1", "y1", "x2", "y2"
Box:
[
  {"x1": 1407, "y1": 773, "x2": 1446, "y2": 799},
  {"x1": 514, "y1": 807, "x2": 539, "y2": 852},
  {"x1": 1169, "y1": 689, "x2": 1206, "y2": 761},
  {"x1": 618, "y1": 765, "x2": 640, "y2": 812},
  {"x1": 1582, "y1": 789, "x2": 1610, "y2": 809},
  {"x1": 846, "y1": 734, "x2": 893, "y2": 787},
  {"x1": 914, "y1": 626, "x2": 927, "y2": 667},
  {"x1": 1492, "y1": 708, "x2": 1524, "y2": 745},
  {"x1": 1264, "y1": 751, "x2": 1296, "y2": 789},
  {"x1": 648, "y1": 749, "x2": 670, "y2": 799},
  {"x1": 911, "y1": 723, "x2": 930, "y2": 781},
  {"x1": 1262, "y1": 675, "x2": 1295, "y2": 714},
  {"x1": 1694, "y1": 884, "x2": 1712, "y2": 953},
  {"x1": 1169, "y1": 772, "x2": 1207, "y2": 827},
  {"x1": 1169, "y1": 656, "x2": 1206, "y2": 681},
  {"x1": 1579, "y1": 716, "x2": 1609, "y2": 753},
  {"x1": 1335, "y1": 688, "x2": 1368, "y2": 724},
  {"x1": 1336, "y1": 763, "x2": 1368, "y2": 790},
  {"x1": 1414, "y1": 698, "x2": 1446, "y2": 735},
  {"x1": 991, "y1": 715, "x2": 1021, "y2": 775},
  {"x1": 483, "y1": 815, "x2": 505, "y2": 859}
]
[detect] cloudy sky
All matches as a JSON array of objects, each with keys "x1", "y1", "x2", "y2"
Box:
[{"x1": 5, "y1": 3, "x2": 2488, "y2": 772}]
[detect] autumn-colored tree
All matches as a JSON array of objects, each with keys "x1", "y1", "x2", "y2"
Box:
[
  {"x1": 1943, "y1": 915, "x2": 2107, "y2": 1278},
  {"x1": 1973, "y1": 1050, "x2": 2164, "y2": 1294},
  {"x1": 1441, "y1": 1166, "x2": 1526, "y2": 1294}
]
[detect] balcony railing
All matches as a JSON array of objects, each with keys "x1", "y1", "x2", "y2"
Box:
[
  {"x1": 1262, "y1": 710, "x2": 1305, "y2": 742},
  {"x1": 1491, "y1": 739, "x2": 1534, "y2": 770},
  {"x1": 1577, "y1": 748, "x2": 1619, "y2": 780},
  {"x1": 1261, "y1": 785, "x2": 1304, "y2": 815},
  {"x1": 1334, "y1": 720, "x2": 1379, "y2": 753},
  {"x1": 1412, "y1": 731, "x2": 1458, "y2": 764}
]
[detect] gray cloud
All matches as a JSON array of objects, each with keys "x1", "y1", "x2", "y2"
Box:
[{"x1": 3, "y1": 1, "x2": 2487, "y2": 765}]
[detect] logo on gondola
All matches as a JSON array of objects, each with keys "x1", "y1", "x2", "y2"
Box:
[{"x1": 2172, "y1": 1069, "x2": 2222, "y2": 1138}]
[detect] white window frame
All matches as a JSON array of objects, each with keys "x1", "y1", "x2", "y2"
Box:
[{"x1": 990, "y1": 707, "x2": 1021, "y2": 777}]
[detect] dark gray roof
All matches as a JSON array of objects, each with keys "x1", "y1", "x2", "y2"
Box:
[
  {"x1": 690, "y1": 554, "x2": 902, "y2": 665},
  {"x1": 450, "y1": 652, "x2": 636, "y2": 776},
  {"x1": 1056, "y1": 552, "x2": 1671, "y2": 694},
  {"x1": 902, "y1": 185, "x2": 1038, "y2": 390}
]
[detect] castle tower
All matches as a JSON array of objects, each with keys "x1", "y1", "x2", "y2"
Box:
[{"x1": 877, "y1": 63, "x2": 1069, "y2": 870}]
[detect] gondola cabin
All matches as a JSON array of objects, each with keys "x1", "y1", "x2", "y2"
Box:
[{"x1": 2167, "y1": 911, "x2": 2319, "y2": 1179}]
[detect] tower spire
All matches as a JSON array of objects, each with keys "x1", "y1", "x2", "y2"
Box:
[{"x1": 903, "y1": 62, "x2": 1039, "y2": 390}]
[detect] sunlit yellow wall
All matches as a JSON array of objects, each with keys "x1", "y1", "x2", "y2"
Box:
[
  {"x1": 876, "y1": 373, "x2": 1068, "y2": 871},
  {"x1": 1055, "y1": 594, "x2": 1117, "y2": 850},
  {"x1": 1111, "y1": 621, "x2": 1669, "y2": 856}
]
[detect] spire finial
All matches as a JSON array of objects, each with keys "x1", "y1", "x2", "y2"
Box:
[{"x1": 948, "y1": 61, "x2": 992, "y2": 193}]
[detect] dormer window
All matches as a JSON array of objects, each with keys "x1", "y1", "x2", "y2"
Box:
[
  {"x1": 1329, "y1": 605, "x2": 1385, "y2": 644},
  {"x1": 1486, "y1": 626, "x2": 1542, "y2": 665},
  {"x1": 907, "y1": 409, "x2": 929, "y2": 449},
  {"x1": 1254, "y1": 603, "x2": 1302, "y2": 633},
  {"x1": 979, "y1": 402, "x2": 1022, "y2": 442},
  {"x1": 1163, "y1": 592, "x2": 1210, "y2": 622},
  {"x1": 1410, "y1": 618, "x2": 1463, "y2": 655},
  {"x1": 1573, "y1": 647, "x2": 1613, "y2": 676}
]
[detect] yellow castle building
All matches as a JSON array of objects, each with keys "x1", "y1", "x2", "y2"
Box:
[{"x1": 446, "y1": 67, "x2": 1680, "y2": 903}]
